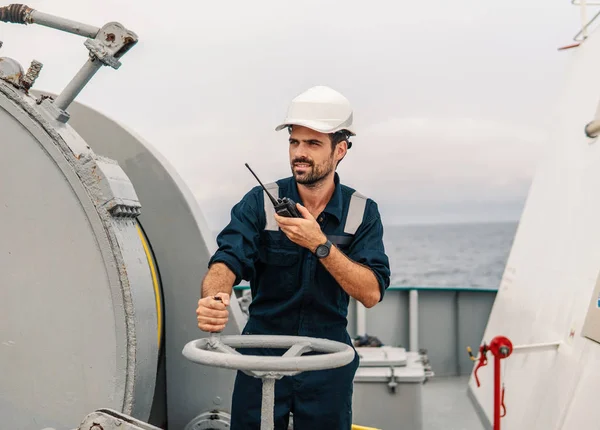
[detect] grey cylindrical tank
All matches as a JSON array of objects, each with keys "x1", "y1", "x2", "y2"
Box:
[
  {"x1": 56, "y1": 93, "x2": 245, "y2": 430},
  {"x1": 0, "y1": 67, "x2": 159, "y2": 429}
]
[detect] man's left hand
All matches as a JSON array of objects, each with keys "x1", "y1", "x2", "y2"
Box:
[{"x1": 274, "y1": 203, "x2": 327, "y2": 253}]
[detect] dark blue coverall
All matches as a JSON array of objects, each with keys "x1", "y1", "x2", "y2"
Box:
[{"x1": 208, "y1": 173, "x2": 391, "y2": 429}]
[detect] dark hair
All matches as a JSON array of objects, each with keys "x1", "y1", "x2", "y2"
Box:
[
  {"x1": 329, "y1": 130, "x2": 352, "y2": 167},
  {"x1": 329, "y1": 130, "x2": 353, "y2": 150},
  {"x1": 286, "y1": 125, "x2": 353, "y2": 149}
]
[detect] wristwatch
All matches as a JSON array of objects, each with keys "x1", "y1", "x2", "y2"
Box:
[{"x1": 315, "y1": 239, "x2": 332, "y2": 259}]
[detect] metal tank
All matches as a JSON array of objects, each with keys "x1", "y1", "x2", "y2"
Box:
[
  {"x1": 0, "y1": 4, "x2": 239, "y2": 429},
  {"x1": 0, "y1": 5, "x2": 160, "y2": 429},
  {"x1": 0, "y1": 4, "x2": 358, "y2": 430}
]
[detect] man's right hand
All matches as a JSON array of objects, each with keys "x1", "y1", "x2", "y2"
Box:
[{"x1": 196, "y1": 292, "x2": 230, "y2": 332}]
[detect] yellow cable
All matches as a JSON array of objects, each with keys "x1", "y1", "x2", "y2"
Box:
[
  {"x1": 352, "y1": 425, "x2": 381, "y2": 430},
  {"x1": 136, "y1": 224, "x2": 162, "y2": 349}
]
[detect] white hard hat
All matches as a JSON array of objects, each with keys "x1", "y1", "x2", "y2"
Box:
[{"x1": 275, "y1": 85, "x2": 356, "y2": 136}]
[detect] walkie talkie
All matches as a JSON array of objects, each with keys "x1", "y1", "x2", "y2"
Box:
[{"x1": 245, "y1": 163, "x2": 302, "y2": 218}]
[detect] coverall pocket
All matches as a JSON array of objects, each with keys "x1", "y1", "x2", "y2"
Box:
[
  {"x1": 263, "y1": 248, "x2": 299, "y2": 266},
  {"x1": 260, "y1": 247, "x2": 301, "y2": 296}
]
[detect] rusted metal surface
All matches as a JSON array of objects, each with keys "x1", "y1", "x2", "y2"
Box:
[
  {"x1": 0, "y1": 4, "x2": 33, "y2": 24},
  {"x1": 85, "y1": 22, "x2": 138, "y2": 69},
  {"x1": 21, "y1": 59, "x2": 42, "y2": 91},
  {"x1": 0, "y1": 57, "x2": 23, "y2": 88},
  {"x1": 1, "y1": 4, "x2": 99, "y2": 37},
  {"x1": 76, "y1": 409, "x2": 163, "y2": 429}
]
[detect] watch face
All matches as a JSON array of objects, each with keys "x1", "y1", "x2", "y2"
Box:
[{"x1": 316, "y1": 244, "x2": 329, "y2": 258}]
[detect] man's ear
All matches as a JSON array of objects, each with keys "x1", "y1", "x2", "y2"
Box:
[{"x1": 337, "y1": 140, "x2": 348, "y2": 162}]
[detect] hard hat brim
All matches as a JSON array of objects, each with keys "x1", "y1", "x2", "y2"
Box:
[{"x1": 275, "y1": 120, "x2": 356, "y2": 136}]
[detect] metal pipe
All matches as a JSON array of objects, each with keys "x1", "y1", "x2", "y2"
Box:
[
  {"x1": 493, "y1": 352, "x2": 502, "y2": 430},
  {"x1": 53, "y1": 57, "x2": 102, "y2": 112},
  {"x1": 490, "y1": 339, "x2": 512, "y2": 430},
  {"x1": 581, "y1": 0, "x2": 588, "y2": 40},
  {"x1": 28, "y1": 9, "x2": 99, "y2": 38},
  {"x1": 0, "y1": 5, "x2": 99, "y2": 38},
  {"x1": 261, "y1": 377, "x2": 276, "y2": 430},
  {"x1": 409, "y1": 289, "x2": 418, "y2": 352},
  {"x1": 356, "y1": 300, "x2": 366, "y2": 336}
]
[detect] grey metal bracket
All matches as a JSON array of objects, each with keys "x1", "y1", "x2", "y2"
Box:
[
  {"x1": 38, "y1": 408, "x2": 164, "y2": 430},
  {"x1": 75, "y1": 408, "x2": 163, "y2": 430},
  {"x1": 182, "y1": 333, "x2": 355, "y2": 430},
  {"x1": 387, "y1": 365, "x2": 398, "y2": 394}
]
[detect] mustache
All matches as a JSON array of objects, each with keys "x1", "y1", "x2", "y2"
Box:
[{"x1": 292, "y1": 158, "x2": 314, "y2": 166}]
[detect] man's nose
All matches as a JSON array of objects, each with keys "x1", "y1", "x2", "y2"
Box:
[
  {"x1": 294, "y1": 142, "x2": 311, "y2": 156},
  {"x1": 291, "y1": 148, "x2": 306, "y2": 159}
]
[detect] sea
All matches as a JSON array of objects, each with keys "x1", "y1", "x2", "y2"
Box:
[
  {"x1": 383, "y1": 221, "x2": 518, "y2": 289},
  {"x1": 213, "y1": 220, "x2": 519, "y2": 290}
]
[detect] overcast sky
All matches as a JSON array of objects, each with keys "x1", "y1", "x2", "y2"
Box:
[{"x1": 0, "y1": 0, "x2": 587, "y2": 231}]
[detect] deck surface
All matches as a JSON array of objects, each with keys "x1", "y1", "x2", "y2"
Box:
[{"x1": 423, "y1": 375, "x2": 483, "y2": 430}]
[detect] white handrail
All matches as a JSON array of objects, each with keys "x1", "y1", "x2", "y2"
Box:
[{"x1": 512, "y1": 341, "x2": 562, "y2": 353}]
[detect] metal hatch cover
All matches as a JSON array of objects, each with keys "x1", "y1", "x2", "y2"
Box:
[
  {"x1": 0, "y1": 80, "x2": 158, "y2": 429},
  {"x1": 355, "y1": 346, "x2": 408, "y2": 367}
]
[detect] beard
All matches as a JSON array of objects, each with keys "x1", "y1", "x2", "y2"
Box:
[{"x1": 291, "y1": 155, "x2": 335, "y2": 187}]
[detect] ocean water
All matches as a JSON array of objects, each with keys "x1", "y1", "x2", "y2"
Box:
[{"x1": 383, "y1": 221, "x2": 518, "y2": 289}]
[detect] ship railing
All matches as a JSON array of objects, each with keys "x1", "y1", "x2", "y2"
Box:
[{"x1": 233, "y1": 284, "x2": 498, "y2": 377}]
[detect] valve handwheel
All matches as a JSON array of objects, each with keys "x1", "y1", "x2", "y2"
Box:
[{"x1": 182, "y1": 325, "x2": 355, "y2": 430}]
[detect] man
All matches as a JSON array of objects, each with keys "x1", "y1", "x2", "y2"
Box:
[{"x1": 196, "y1": 85, "x2": 390, "y2": 429}]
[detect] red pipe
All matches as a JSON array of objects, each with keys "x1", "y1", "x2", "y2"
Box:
[
  {"x1": 488, "y1": 336, "x2": 513, "y2": 430},
  {"x1": 494, "y1": 350, "x2": 502, "y2": 428},
  {"x1": 471, "y1": 336, "x2": 513, "y2": 430}
]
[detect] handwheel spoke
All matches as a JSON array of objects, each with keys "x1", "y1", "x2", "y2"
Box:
[
  {"x1": 246, "y1": 369, "x2": 302, "y2": 378},
  {"x1": 282, "y1": 342, "x2": 312, "y2": 358},
  {"x1": 211, "y1": 342, "x2": 242, "y2": 355}
]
